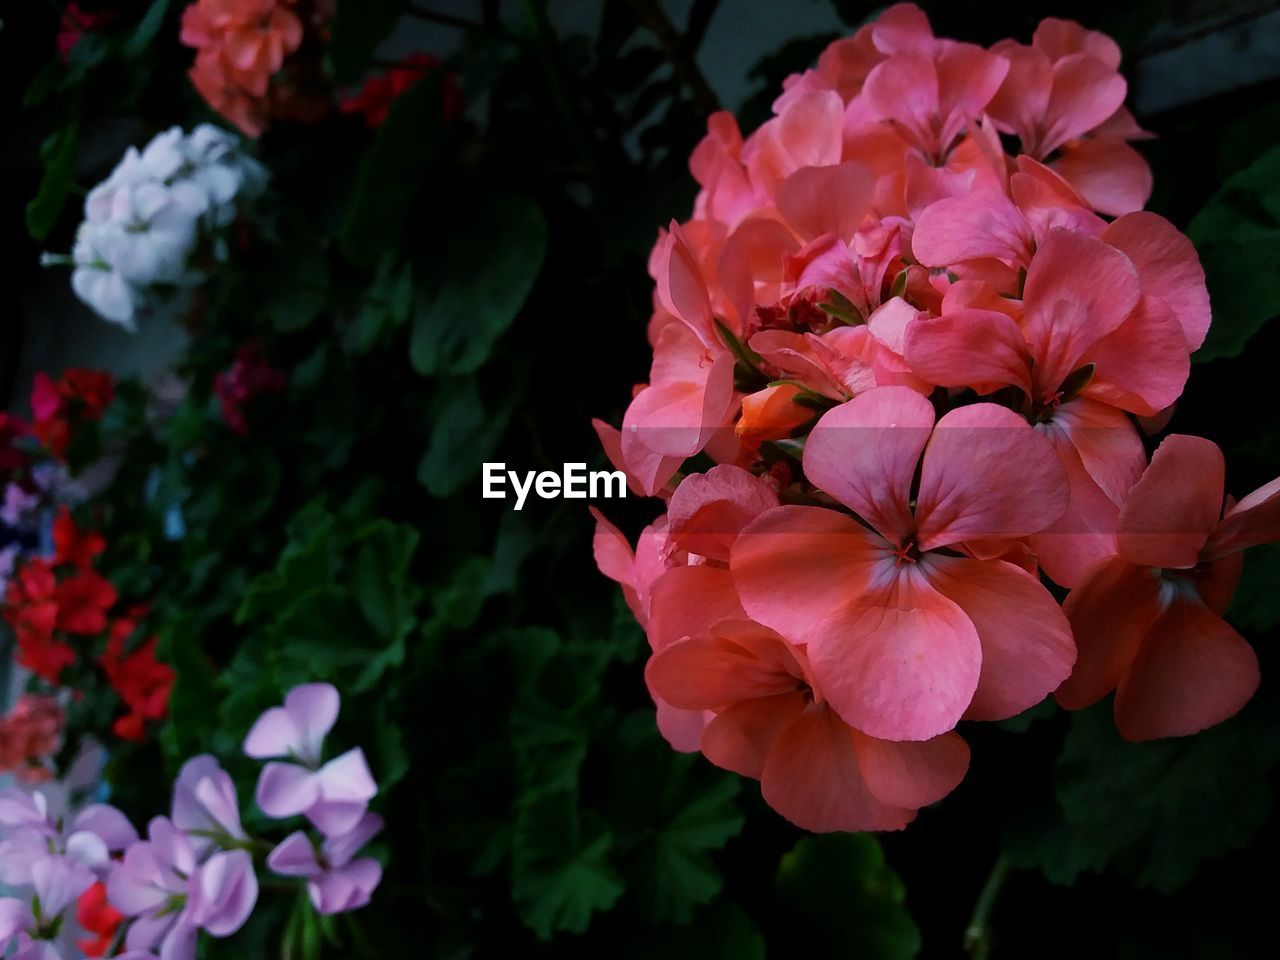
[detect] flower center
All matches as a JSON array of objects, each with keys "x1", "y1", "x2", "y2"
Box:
[{"x1": 893, "y1": 538, "x2": 921, "y2": 566}]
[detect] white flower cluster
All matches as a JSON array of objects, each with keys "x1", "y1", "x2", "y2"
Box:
[{"x1": 69, "y1": 124, "x2": 268, "y2": 331}]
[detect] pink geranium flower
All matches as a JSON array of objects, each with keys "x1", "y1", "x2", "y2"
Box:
[
  {"x1": 266, "y1": 812, "x2": 383, "y2": 914},
  {"x1": 731, "y1": 386, "x2": 1074, "y2": 741},
  {"x1": 646, "y1": 617, "x2": 969, "y2": 831},
  {"x1": 244, "y1": 683, "x2": 377, "y2": 835},
  {"x1": 1055, "y1": 435, "x2": 1280, "y2": 740},
  {"x1": 904, "y1": 227, "x2": 1198, "y2": 585}
]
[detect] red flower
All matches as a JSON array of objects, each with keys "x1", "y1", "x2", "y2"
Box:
[
  {"x1": 16, "y1": 630, "x2": 77, "y2": 684},
  {"x1": 214, "y1": 343, "x2": 286, "y2": 435},
  {"x1": 53, "y1": 507, "x2": 107, "y2": 569},
  {"x1": 54, "y1": 570, "x2": 117, "y2": 636},
  {"x1": 340, "y1": 52, "x2": 462, "y2": 128},
  {"x1": 57, "y1": 3, "x2": 115, "y2": 64},
  {"x1": 30, "y1": 369, "x2": 115, "y2": 459},
  {"x1": 4, "y1": 559, "x2": 59, "y2": 635},
  {"x1": 0, "y1": 413, "x2": 32, "y2": 472},
  {"x1": 76, "y1": 882, "x2": 124, "y2": 957},
  {"x1": 101, "y1": 624, "x2": 174, "y2": 742}
]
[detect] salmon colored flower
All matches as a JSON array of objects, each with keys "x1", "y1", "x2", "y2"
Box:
[
  {"x1": 905, "y1": 227, "x2": 1199, "y2": 586},
  {"x1": 1056, "y1": 435, "x2": 1279, "y2": 740},
  {"x1": 0, "y1": 696, "x2": 64, "y2": 782},
  {"x1": 181, "y1": 0, "x2": 305, "y2": 137},
  {"x1": 988, "y1": 19, "x2": 1152, "y2": 214},
  {"x1": 647, "y1": 618, "x2": 969, "y2": 831},
  {"x1": 732, "y1": 387, "x2": 1074, "y2": 741}
]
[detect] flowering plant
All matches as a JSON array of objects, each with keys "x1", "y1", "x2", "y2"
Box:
[
  {"x1": 12, "y1": 0, "x2": 1280, "y2": 957},
  {"x1": 593, "y1": 4, "x2": 1280, "y2": 836}
]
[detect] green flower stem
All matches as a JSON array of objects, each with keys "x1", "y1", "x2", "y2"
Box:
[{"x1": 964, "y1": 853, "x2": 1011, "y2": 960}]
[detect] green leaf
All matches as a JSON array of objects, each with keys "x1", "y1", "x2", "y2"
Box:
[
  {"x1": 512, "y1": 790, "x2": 625, "y2": 939},
  {"x1": 1189, "y1": 145, "x2": 1280, "y2": 362},
  {"x1": 634, "y1": 768, "x2": 743, "y2": 923},
  {"x1": 341, "y1": 75, "x2": 443, "y2": 267},
  {"x1": 27, "y1": 123, "x2": 80, "y2": 241},
  {"x1": 328, "y1": 0, "x2": 403, "y2": 84},
  {"x1": 1007, "y1": 698, "x2": 1280, "y2": 892},
  {"x1": 350, "y1": 257, "x2": 414, "y2": 353},
  {"x1": 409, "y1": 193, "x2": 547, "y2": 376},
  {"x1": 124, "y1": 0, "x2": 173, "y2": 58},
  {"x1": 350, "y1": 521, "x2": 421, "y2": 642},
  {"x1": 774, "y1": 834, "x2": 921, "y2": 959},
  {"x1": 417, "y1": 375, "x2": 520, "y2": 497}
]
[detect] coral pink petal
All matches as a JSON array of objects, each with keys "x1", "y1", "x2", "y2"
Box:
[
  {"x1": 666, "y1": 465, "x2": 780, "y2": 563},
  {"x1": 802, "y1": 386, "x2": 934, "y2": 538},
  {"x1": 702, "y1": 692, "x2": 808, "y2": 779},
  {"x1": 1030, "y1": 421, "x2": 1124, "y2": 588},
  {"x1": 645, "y1": 564, "x2": 746, "y2": 653},
  {"x1": 925, "y1": 556, "x2": 1075, "y2": 720},
  {"x1": 1115, "y1": 597, "x2": 1260, "y2": 741},
  {"x1": 1102, "y1": 212, "x2": 1210, "y2": 351},
  {"x1": 1117, "y1": 434, "x2": 1223, "y2": 569},
  {"x1": 719, "y1": 218, "x2": 800, "y2": 329},
  {"x1": 903, "y1": 310, "x2": 1032, "y2": 397},
  {"x1": 778, "y1": 90, "x2": 846, "y2": 169},
  {"x1": 1033, "y1": 17, "x2": 1122, "y2": 68},
  {"x1": 656, "y1": 224, "x2": 716, "y2": 346},
  {"x1": 589, "y1": 507, "x2": 635, "y2": 587},
  {"x1": 623, "y1": 357, "x2": 734, "y2": 459},
  {"x1": 1056, "y1": 557, "x2": 1163, "y2": 710},
  {"x1": 1022, "y1": 229, "x2": 1140, "y2": 393},
  {"x1": 934, "y1": 43, "x2": 1009, "y2": 149},
  {"x1": 916, "y1": 403, "x2": 1068, "y2": 552},
  {"x1": 852, "y1": 729, "x2": 970, "y2": 809},
  {"x1": 654, "y1": 698, "x2": 709, "y2": 753},
  {"x1": 1052, "y1": 139, "x2": 1152, "y2": 217},
  {"x1": 761, "y1": 705, "x2": 914, "y2": 832},
  {"x1": 732, "y1": 505, "x2": 885, "y2": 643},
  {"x1": 1049, "y1": 397, "x2": 1145, "y2": 506},
  {"x1": 1041, "y1": 54, "x2": 1127, "y2": 156},
  {"x1": 593, "y1": 418, "x2": 679, "y2": 498},
  {"x1": 1206, "y1": 475, "x2": 1280, "y2": 559},
  {"x1": 645, "y1": 627, "x2": 805, "y2": 710},
  {"x1": 986, "y1": 46, "x2": 1052, "y2": 149},
  {"x1": 871, "y1": 3, "x2": 934, "y2": 55},
  {"x1": 1086, "y1": 295, "x2": 1190, "y2": 417},
  {"x1": 806, "y1": 564, "x2": 982, "y2": 742},
  {"x1": 1009, "y1": 156, "x2": 1104, "y2": 240},
  {"x1": 912, "y1": 191, "x2": 1034, "y2": 268},
  {"x1": 776, "y1": 161, "x2": 873, "y2": 242},
  {"x1": 864, "y1": 53, "x2": 939, "y2": 152}
]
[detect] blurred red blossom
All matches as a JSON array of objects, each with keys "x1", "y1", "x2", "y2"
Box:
[{"x1": 340, "y1": 52, "x2": 463, "y2": 128}]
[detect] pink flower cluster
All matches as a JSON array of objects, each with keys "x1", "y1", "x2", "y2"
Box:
[
  {"x1": 0, "y1": 684, "x2": 381, "y2": 959},
  {"x1": 592, "y1": 4, "x2": 1280, "y2": 833}
]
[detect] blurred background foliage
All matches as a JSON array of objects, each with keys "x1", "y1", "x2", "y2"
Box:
[{"x1": 4, "y1": 0, "x2": 1280, "y2": 957}]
